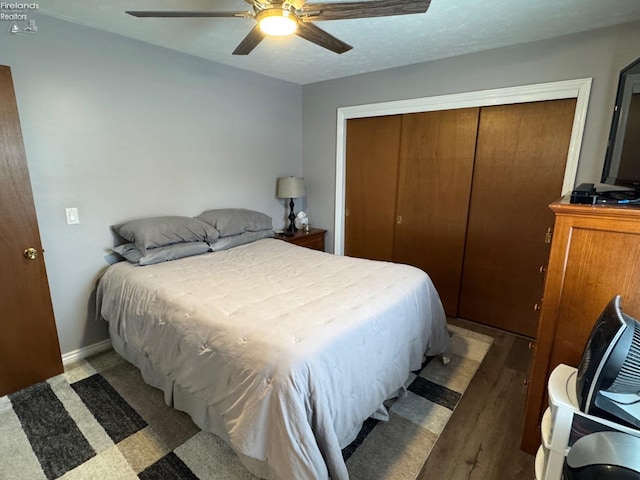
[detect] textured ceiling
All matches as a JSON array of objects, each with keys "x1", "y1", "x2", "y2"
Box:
[{"x1": 36, "y1": 0, "x2": 640, "y2": 85}]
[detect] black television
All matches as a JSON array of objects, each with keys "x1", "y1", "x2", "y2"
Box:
[
  {"x1": 576, "y1": 295, "x2": 640, "y2": 428},
  {"x1": 600, "y1": 56, "x2": 640, "y2": 200}
]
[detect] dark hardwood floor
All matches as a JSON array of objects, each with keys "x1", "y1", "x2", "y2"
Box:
[{"x1": 418, "y1": 317, "x2": 536, "y2": 480}]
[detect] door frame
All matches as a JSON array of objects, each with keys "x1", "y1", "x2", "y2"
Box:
[{"x1": 334, "y1": 78, "x2": 592, "y2": 255}]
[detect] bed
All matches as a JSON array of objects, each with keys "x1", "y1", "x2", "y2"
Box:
[{"x1": 97, "y1": 210, "x2": 451, "y2": 480}]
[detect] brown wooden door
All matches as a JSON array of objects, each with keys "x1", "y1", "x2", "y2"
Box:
[
  {"x1": 457, "y1": 99, "x2": 577, "y2": 338},
  {"x1": 345, "y1": 115, "x2": 401, "y2": 261},
  {"x1": 0, "y1": 65, "x2": 63, "y2": 396},
  {"x1": 393, "y1": 108, "x2": 479, "y2": 315}
]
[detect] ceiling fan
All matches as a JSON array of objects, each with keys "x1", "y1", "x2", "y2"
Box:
[{"x1": 126, "y1": 0, "x2": 431, "y2": 55}]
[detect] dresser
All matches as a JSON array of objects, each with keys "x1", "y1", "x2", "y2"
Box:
[
  {"x1": 521, "y1": 196, "x2": 640, "y2": 454},
  {"x1": 275, "y1": 228, "x2": 327, "y2": 252}
]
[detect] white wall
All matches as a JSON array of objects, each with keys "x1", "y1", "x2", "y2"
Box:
[
  {"x1": 302, "y1": 21, "x2": 640, "y2": 252},
  {"x1": 1, "y1": 14, "x2": 303, "y2": 355}
]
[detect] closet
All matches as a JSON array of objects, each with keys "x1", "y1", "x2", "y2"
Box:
[{"x1": 345, "y1": 99, "x2": 576, "y2": 338}]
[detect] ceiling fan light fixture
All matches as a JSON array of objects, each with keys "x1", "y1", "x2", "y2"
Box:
[{"x1": 257, "y1": 9, "x2": 298, "y2": 36}]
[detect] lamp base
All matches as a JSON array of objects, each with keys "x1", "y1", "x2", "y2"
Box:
[{"x1": 287, "y1": 198, "x2": 298, "y2": 233}]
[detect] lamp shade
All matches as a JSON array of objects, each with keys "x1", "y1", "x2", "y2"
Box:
[{"x1": 277, "y1": 176, "x2": 305, "y2": 199}]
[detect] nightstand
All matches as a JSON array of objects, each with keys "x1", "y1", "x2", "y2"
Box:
[{"x1": 275, "y1": 228, "x2": 327, "y2": 252}]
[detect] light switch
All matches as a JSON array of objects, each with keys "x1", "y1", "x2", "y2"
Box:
[{"x1": 65, "y1": 207, "x2": 80, "y2": 225}]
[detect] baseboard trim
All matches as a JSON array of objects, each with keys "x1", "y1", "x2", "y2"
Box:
[{"x1": 62, "y1": 339, "x2": 112, "y2": 366}]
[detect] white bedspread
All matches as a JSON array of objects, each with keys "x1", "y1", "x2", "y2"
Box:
[{"x1": 97, "y1": 238, "x2": 450, "y2": 480}]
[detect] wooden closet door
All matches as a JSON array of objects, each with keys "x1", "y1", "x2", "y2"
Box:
[
  {"x1": 345, "y1": 115, "x2": 402, "y2": 261},
  {"x1": 393, "y1": 108, "x2": 480, "y2": 315},
  {"x1": 458, "y1": 99, "x2": 576, "y2": 338}
]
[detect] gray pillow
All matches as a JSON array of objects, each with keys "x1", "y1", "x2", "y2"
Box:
[
  {"x1": 196, "y1": 208, "x2": 272, "y2": 237},
  {"x1": 112, "y1": 216, "x2": 219, "y2": 253},
  {"x1": 210, "y1": 229, "x2": 274, "y2": 252},
  {"x1": 112, "y1": 242, "x2": 211, "y2": 266},
  {"x1": 111, "y1": 242, "x2": 143, "y2": 263}
]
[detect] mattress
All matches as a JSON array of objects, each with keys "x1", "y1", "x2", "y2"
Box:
[{"x1": 97, "y1": 238, "x2": 451, "y2": 480}]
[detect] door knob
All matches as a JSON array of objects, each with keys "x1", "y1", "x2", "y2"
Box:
[{"x1": 24, "y1": 247, "x2": 38, "y2": 260}]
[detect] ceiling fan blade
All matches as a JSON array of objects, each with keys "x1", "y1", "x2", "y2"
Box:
[
  {"x1": 296, "y1": 22, "x2": 352, "y2": 54},
  {"x1": 302, "y1": 0, "x2": 430, "y2": 21},
  {"x1": 233, "y1": 25, "x2": 266, "y2": 55},
  {"x1": 126, "y1": 10, "x2": 252, "y2": 18}
]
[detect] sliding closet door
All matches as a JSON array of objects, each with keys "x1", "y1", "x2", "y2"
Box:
[
  {"x1": 345, "y1": 115, "x2": 402, "y2": 261},
  {"x1": 457, "y1": 99, "x2": 577, "y2": 337},
  {"x1": 393, "y1": 108, "x2": 479, "y2": 315}
]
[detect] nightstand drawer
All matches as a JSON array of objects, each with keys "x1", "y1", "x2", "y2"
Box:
[{"x1": 275, "y1": 228, "x2": 327, "y2": 252}]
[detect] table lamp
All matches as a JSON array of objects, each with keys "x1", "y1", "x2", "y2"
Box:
[{"x1": 276, "y1": 176, "x2": 305, "y2": 235}]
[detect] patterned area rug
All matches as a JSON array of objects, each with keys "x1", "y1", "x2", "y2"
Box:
[{"x1": 0, "y1": 324, "x2": 492, "y2": 480}]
